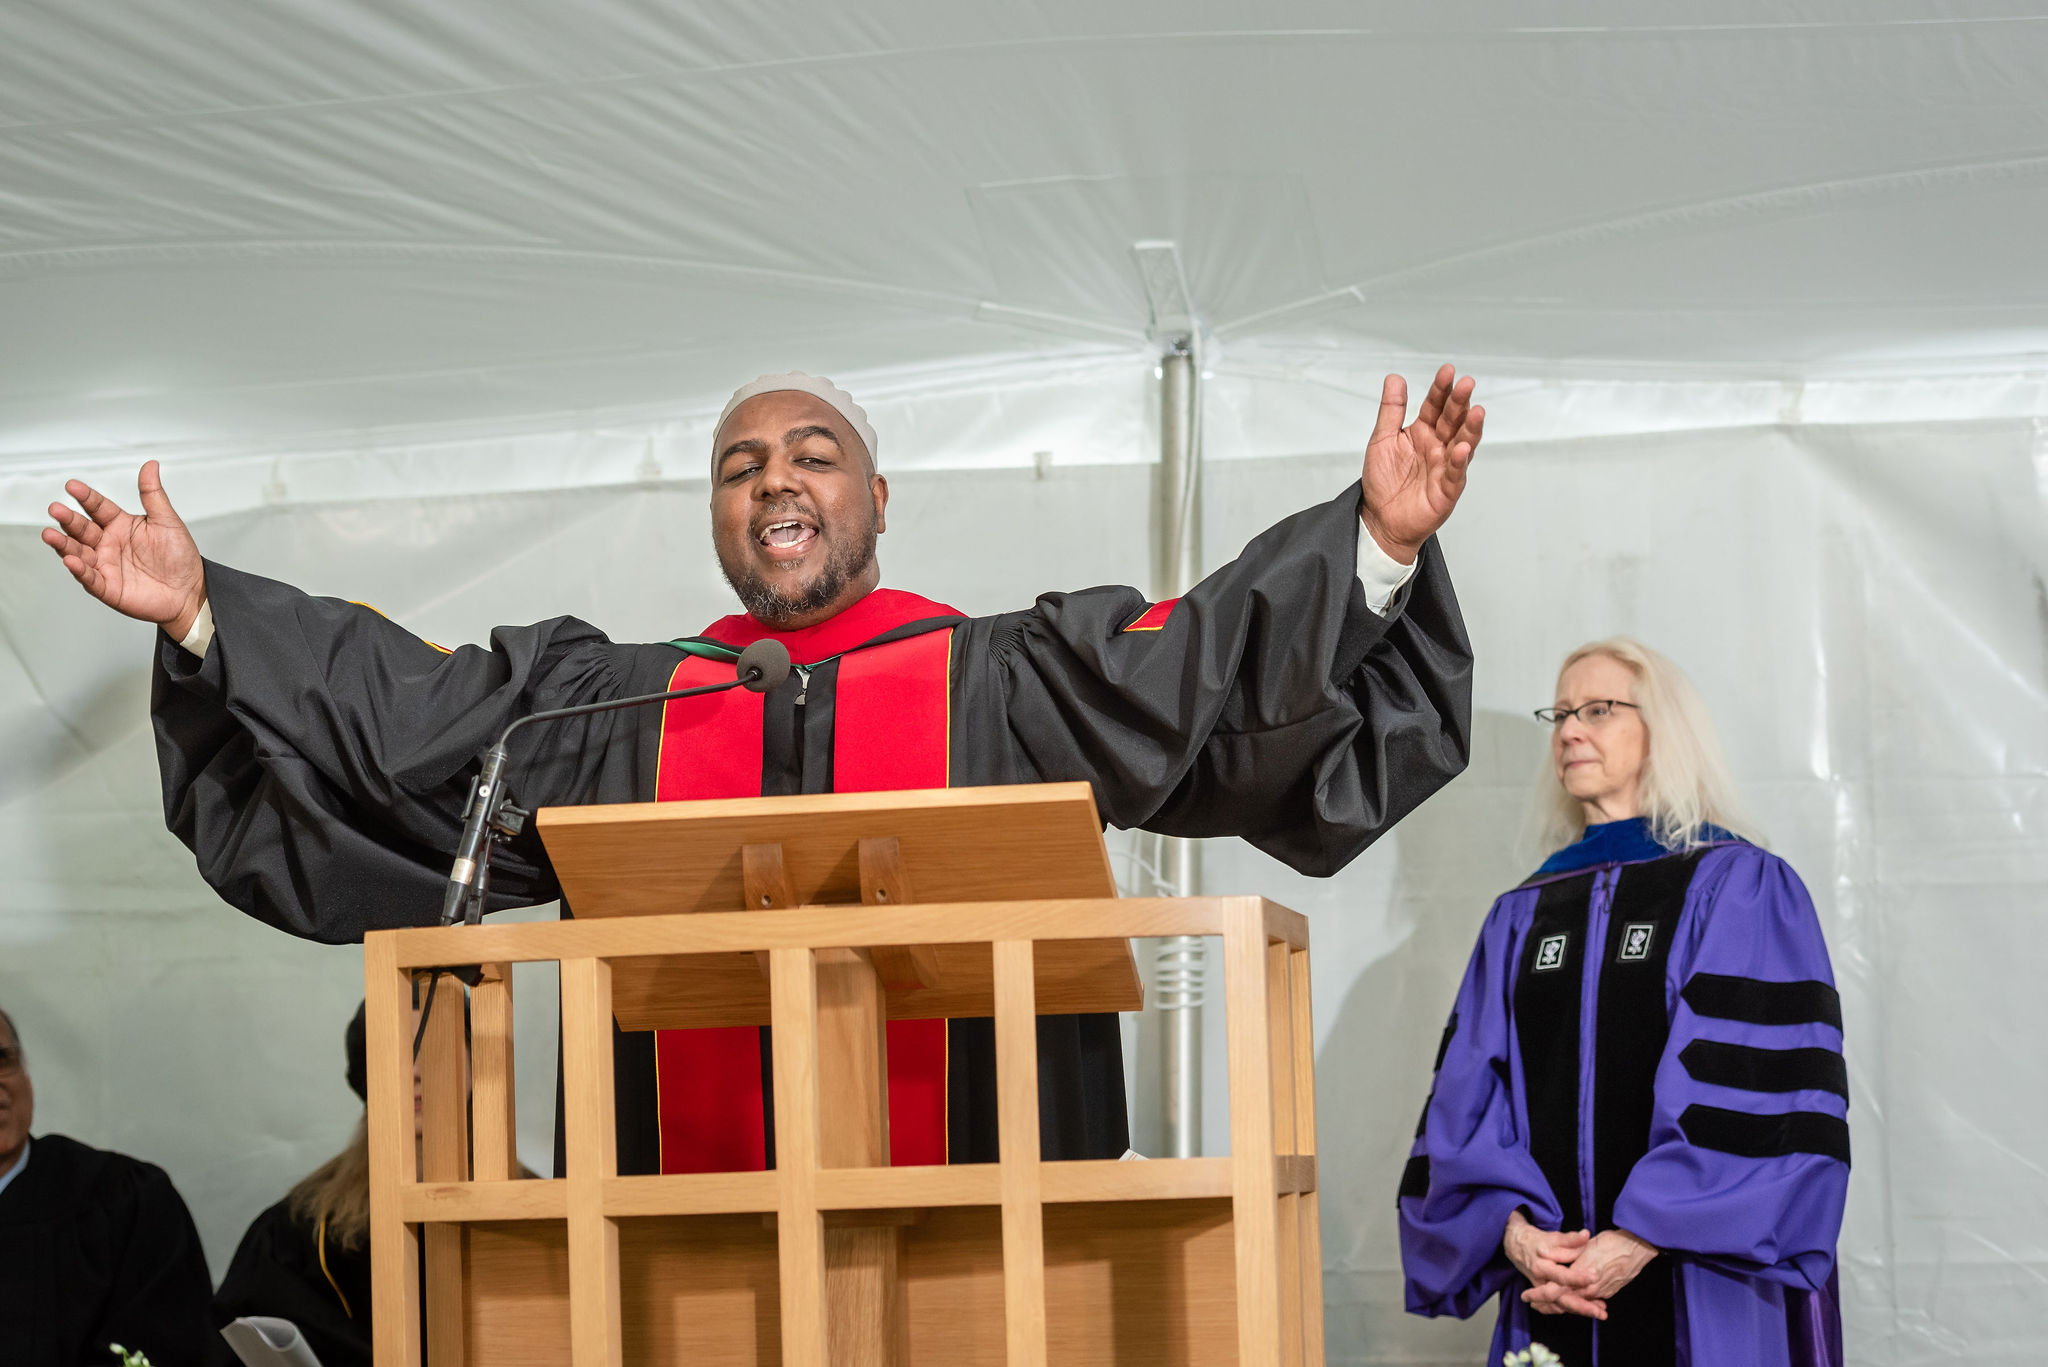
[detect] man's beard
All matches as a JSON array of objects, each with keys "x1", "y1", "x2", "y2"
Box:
[{"x1": 719, "y1": 501, "x2": 879, "y2": 627}]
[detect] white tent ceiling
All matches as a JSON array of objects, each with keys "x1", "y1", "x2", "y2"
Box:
[
  {"x1": 6, "y1": 1, "x2": 2048, "y2": 518},
  {"x1": 6, "y1": 8, "x2": 2048, "y2": 1364}
]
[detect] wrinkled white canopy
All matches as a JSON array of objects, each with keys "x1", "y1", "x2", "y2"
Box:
[
  {"x1": 5, "y1": 1, "x2": 2048, "y2": 518},
  {"x1": 4, "y1": 7, "x2": 2047, "y2": 1365}
]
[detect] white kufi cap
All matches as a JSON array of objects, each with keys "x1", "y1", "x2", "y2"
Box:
[{"x1": 715, "y1": 373, "x2": 878, "y2": 470}]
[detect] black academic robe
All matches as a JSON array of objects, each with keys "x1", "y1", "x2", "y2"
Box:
[
  {"x1": 213, "y1": 1200, "x2": 372, "y2": 1367},
  {"x1": 0, "y1": 1134, "x2": 217, "y2": 1367},
  {"x1": 153, "y1": 483, "x2": 1472, "y2": 1166}
]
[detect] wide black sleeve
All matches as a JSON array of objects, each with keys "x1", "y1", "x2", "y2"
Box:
[
  {"x1": 152, "y1": 561, "x2": 651, "y2": 942},
  {"x1": 957, "y1": 483, "x2": 1472, "y2": 876},
  {"x1": 95, "y1": 1161, "x2": 220, "y2": 1367}
]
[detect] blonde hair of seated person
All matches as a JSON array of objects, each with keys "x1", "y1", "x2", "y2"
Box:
[{"x1": 288, "y1": 1117, "x2": 371, "y2": 1250}]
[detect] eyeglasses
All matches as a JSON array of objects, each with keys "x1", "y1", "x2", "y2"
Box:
[
  {"x1": 0, "y1": 1045, "x2": 21, "y2": 1076},
  {"x1": 1534, "y1": 699, "x2": 1640, "y2": 727}
]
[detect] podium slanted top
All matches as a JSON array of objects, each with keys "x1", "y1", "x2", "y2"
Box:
[
  {"x1": 534, "y1": 782, "x2": 1139, "y2": 1028},
  {"x1": 536, "y1": 781, "x2": 1118, "y2": 918}
]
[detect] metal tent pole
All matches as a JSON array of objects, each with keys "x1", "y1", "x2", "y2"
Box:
[{"x1": 1153, "y1": 337, "x2": 1204, "y2": 1159}]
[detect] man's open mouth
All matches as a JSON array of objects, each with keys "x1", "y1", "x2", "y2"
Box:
[{"x1": 757, "y1": 518, "x2": 818, "y2": 552}]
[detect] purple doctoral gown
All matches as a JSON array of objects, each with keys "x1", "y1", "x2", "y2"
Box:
[{"x1": 1397, "y1": 838, "x2": 1848, "y2": 1367}]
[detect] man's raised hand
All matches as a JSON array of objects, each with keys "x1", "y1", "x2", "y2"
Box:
[
  {"x1": 42, "y1": 461, "x2": 208, "y2": 640},
  {"x1": 1359, "y1": 362, "x2": 1483, "y2": 564}
]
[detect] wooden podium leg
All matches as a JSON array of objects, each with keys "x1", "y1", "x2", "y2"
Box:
[
  {"x1": 1289, "y1": 947, "x2": 1326, "y2": 1366},
  {"x1": 994, "y1": 940, "x2": 1048, "y2": 1367},
  {"x1": 419, "y1": 972, "x2": 471, "y2": 1367},
  {"x1": 812, "y1": 944, "x2": 904, "y2": 1366},
  {"x1": 1265, "y1": 941, "x2": 1304, "y2": 1367},
  {"x1": 562, "y1": 957, "x2": 623, "y2": 1367},
  {"x1": 815, "y1": 948, "x2": 890, "y2": 1168},
  {"x1": 365, "y1": 935, "x2": 422, "y2": 1367},
  {"x1": 471, "y1": 962, "x2": 518, "y2": 1181},
  {"x1": 1225, "y1": 903, "x2": 1284, "y2": 1367},
  {"x1": 827, "y1": 1224, "x2": 908, "y2": 1367},
  {"x1": 771, "y1": 948, "x2": 831, "y2": 1367}
]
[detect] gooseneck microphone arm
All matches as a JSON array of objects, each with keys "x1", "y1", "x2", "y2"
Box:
[{"x1": 439, "y1": 637, "x2": 792, "y2": 926}]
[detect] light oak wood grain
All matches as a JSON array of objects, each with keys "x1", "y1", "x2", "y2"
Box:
[
  {"x1": 608, "y1": 934, "x2": 1140, "y2": 1031},
  {"x1": 459, "y1": 1202, "x2": 1244, "y2": 1367},
  {"x1": 539, "y1": 783, "x2": 1117, "y2": 915},
  {"x1": 1266, "y1": 942, "x2": 1303, "y2": 1367},
  {"x1": 892, "y1": 1202, "x2": 1243, "y2": 1367},
  {"x1": 405, "y1": 1180, "x2": 568, "y2": 1223},
  {"x1": 420, "y1": 970, "x2": 470, "y2": 1367},
  {"x1": 770, "y1": 948, "x2": 830, "y2": 1367},
  {"x1": 1261, "y1": 901, "x2": 1311, "y2": 950},
  {"x1": 364, "y1": 935, "x2": 422, "y2": 1367},
  {"x1": 742, "y1": 842, "x2": 794, "y2": 974},
  {"x1": 816, "y1": 1164, "x2": 999, "y2": 1211},
  {"x1": 829, "y1": 1225, "x2": 908, "y2": 1367},
  {"x1": 1043, "y1": 1201, "x2": 1241, "y2": 1367},
  {"x1": 1273, "y1": 1156, "x2": 1317, "y2": 1197},
  {"x1": 603, "y1": 1172, "x2": 779, "y2": 1217},
  {"x1": 391, "y1": 894, "x2": 1236, "y2": 965},
  {"x1": 471, "y1": 962, "x2": 519, "y2": 1182},
  {"x1": 562, "y1": 957, "x2": 623, "y2": 1367},
  {"x1": 397, "y1": 1161, "x2": 1283, "y2": 1227},
  {"x1": 1288, "y1": 947, "x2": 1326, "y2": 1366},
  {"x1": 860, "y1": 836, "x2": 943, "y2": 991},
  {"x1": 994, "y1": 939, "x2": 1049, "y2": 1367},
  {"x1": 464, "y1": 1223, "x2": 570, "y2": 1365},
  {"x1": 816, "y1": 942, "x2": 904, "y2": 1365},
  {"x1": 742, "y1": 842, "x2": 797, "y2": 909},
  {"x1": 1225, "y1": 903, "x2": 1283, "y2": 1367},
  {"x1": 816, "y1": 948, "x2": 889, "y2": 1169},
  {"x1": 368, "y1": 786, "x2": 1333, "y2": 1366},
  {"x1": 1040, "y1": 1157, "x2": 1232, "y2": 1204}
]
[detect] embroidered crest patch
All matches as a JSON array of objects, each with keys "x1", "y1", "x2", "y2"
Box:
[
  {"x1": 1534, "y1": 933, "x2": 1569, "y2": 972},
  {"x1": 1618, "y1": 921, "x2": 1657, "y2": 963}
]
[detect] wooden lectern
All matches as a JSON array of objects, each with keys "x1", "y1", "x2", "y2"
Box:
[{"x1": 364, "y1": 782, "x2": 1325, "y2": 1366}]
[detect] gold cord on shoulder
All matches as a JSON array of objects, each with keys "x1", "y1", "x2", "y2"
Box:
[{"x1": 316, "y1": 1212, "x2": 354, "y2": 1319}]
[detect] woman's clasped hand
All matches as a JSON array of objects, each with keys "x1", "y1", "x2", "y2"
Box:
[{"x1": 1503, "y1": 1210, "x2": 1659, "y2": 1320}]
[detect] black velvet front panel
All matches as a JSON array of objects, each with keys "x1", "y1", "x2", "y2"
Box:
[
  {"x1": 1511, "y1": 874, "x2": 1597, "y2": 1367},
  {"x1": 1587, "y1": 851, "x2": 1705, "y2": 1367}
]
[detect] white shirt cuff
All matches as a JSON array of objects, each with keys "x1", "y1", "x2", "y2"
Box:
[
  {"x1": 177, "y1": 599, "x2": 215, "y2": 658},
  {"x1": 1356, "y1": 524, "x2": 1418, "y2": 616}
]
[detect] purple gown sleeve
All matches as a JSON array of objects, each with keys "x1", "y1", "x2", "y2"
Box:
[
  {"x1": 1398, "y1": 889, "x2": 1562, "y2": 1318},
  {"x1": 1610, "y1": 847, "x2": 1850, "y2": 1291}
]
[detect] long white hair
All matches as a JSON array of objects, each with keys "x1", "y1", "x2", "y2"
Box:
[{"x1": 1527, "y1": 636, "x2": 1762, "y2": 858}]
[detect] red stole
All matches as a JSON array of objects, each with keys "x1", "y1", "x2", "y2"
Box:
[{"x1": 652, "y1": 588, "x2": 959, "y2": 1173}]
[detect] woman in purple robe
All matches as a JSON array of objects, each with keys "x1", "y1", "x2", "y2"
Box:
[{"x1": 1398, "y1": 637, "x2": 1847, "y2": 1367}]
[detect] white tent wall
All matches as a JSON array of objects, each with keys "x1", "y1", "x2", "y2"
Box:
[
  {"x1": 3, "y1": 384, "x2": 2045, "y2": 1363},
  {"x1": 7, "y1": 2, "x2": 2048, "y2": 1361}
]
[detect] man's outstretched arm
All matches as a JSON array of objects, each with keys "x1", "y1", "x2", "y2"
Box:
[
  {"x1": 45, "y1": 464, "x2": 638, "y2": 941},
  {"x1": 965, "y1": 366, "x2": 1481, "y2": 876}
]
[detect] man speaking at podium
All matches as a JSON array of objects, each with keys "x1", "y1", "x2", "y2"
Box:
[{"x1": 42, "y1": 365, "x2": 1481, "y2": 1176}]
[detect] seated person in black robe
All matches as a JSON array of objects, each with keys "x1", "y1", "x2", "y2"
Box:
[
  {"x1": 40, "y1": 364, "x2": 1485, "y2": 1170},
  {"x1": 0, "y1": 1005, "x2": 218, "y2": 1367},
  {"x1": 214, "y1": 1004, "x2": 375, "y2": 1367}
]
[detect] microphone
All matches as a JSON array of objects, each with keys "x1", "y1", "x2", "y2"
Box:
[
  {"x1": 439, "y1": 638, "x2": 792, "y2": 926},
  {"x1": 735, "y1": 638, "x2": 793, "y2": 691}
]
